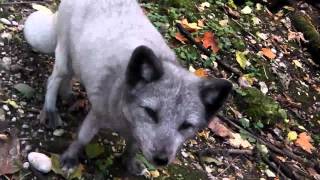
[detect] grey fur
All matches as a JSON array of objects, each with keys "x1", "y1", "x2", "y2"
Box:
[{"x1": 28, "y1": 0, "x2": 232, "y2": 175}]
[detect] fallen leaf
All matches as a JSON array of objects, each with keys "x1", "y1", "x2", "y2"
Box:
[
  {"x1": 219, "y1": 19, "x2": 229, "y2": 27},
  {"x1": 292, "y1": 60, "x2": 303, "y2": 69},
  {"x1": 175, "y1": 33, "x2": 188, "y2": 44},
  {"x1": 241, "y1": 6, "x2": 252, "y2": 14},
  {"x1": 202, "y1": 32, "x2": 219, "y2": 53},
  {"x1": 252, "y1": 17, "x2": 261, "y2": 25},
  {"x1": 229, "y1": 133, "x2": 252, "y2": 149},
  {"x1": 2, "y1": 99, "x2": 19, "y2": 109},
  {"x1": 150, "y1": 170, "x2": 160, "y2": 178},
  {"x1": 256, "y1": 32, "x2": 268, "y2": 40},
  {"x1": 259, "y1": 81, "x2": 268, "y2": 94},
  {"x1": 14, "y1": 83, "x2": 35, "y2": 99},
  {"x1": 189, "y1": 65, "x2": 196, "y2": 73},
  {"x1": 51, "y1": 153, "x2": 84, "y2": 179},
  {"x1": 208, "y1": 117, "x2": 233, "y2": 138},
  {"x1": 235, "y1": 51, "x2": 248, "y2": 69},
  {"x1": 261, "y1": 48, "x2": 276, "y2": 59},
  {"x1": 288, "y1": 31, "x2": 308, "y2": 44},
  {"x1": 287, "y1": 131, "x2": 298, "y2": 141},
  {"x1": 0, "y1": 130, "x2": 21, "y2": 175},
  {"x1": 85, "y1": 143, "x2": 105, "y2": 159},
  {"x1": 176, "y1": 19, "x2": 202, "y2": 32},
  {"x1": 295, "y1": 132, "x2": 315, "y2": 154},
  {"x1": 197, "y1": 19, "x2": 205, "y2": 27},
  {"x1": 194, "y1": 68, "x2": 208, "y2": 78},
  {"x1": 238, "y1": 74, "x2": 256, "y2": 87},
  {"x1": 198, "y1": 2, "x2": 210, "y2": 12},
  {"x1": 224, "y1": 6, "x2": 240, "y2": 18}
]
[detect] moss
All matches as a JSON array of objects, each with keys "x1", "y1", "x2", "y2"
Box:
[
  {"x1": 234, "y1": 87, "x2": 287, "y2": 126},
  {"x1": 291, "y1": 12, "x2": 320, "y2": 64}
]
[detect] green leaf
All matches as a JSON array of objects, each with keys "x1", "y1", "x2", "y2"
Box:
[
  {"x1": 241, "y1": 6, "x2": 252, "y2": 14},
  {"x1": 240, "y1": 118, "x2": 250, "y2": 128},
  {"x1": 50, "y1": 153, "x2": 84, "y2": 180},
  {"x1": 14, "y1": 83, "x2": 35, "y2": 98},
  {"x1": 85, "y1": 143, "x2": 105, "y2": 159},
  {"x1": 136, "y1": 154, "x2": 156, "y2": 171},
  {"x1": 235, "y1": 51, "x2": 248, "y2": 69}
]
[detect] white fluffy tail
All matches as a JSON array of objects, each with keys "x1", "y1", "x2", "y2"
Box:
[{"x1": 24, "y1": 10, "x2": 57, "y2": 54}]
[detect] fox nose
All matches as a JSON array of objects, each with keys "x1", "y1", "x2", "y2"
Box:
[{"x1": 153, "y1": 154, "x2": 169, "y2": 166}]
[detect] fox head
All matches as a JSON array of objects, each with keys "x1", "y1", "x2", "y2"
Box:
[{"x1": 123, "y1": 46, "x2": 232, "y2": 166}]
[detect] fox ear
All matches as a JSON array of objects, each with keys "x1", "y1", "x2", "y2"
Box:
[
  {"x1": 200, "y1": 78, "x2": 233, "y2": 121},
  {"x1": 126, "y1": 46, "x2": 164, "y2": 87}
]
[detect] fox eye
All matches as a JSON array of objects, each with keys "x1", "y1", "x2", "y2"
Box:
[
  {"x1": 179, "y1": 122, "x2": 193, "y2": 131},
  {"x1": 144, "y1": 107, "x2": 158, "y2": 123}
]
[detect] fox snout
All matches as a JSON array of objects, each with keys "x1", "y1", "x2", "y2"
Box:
[{"x1": 152, "y1": 151, "x2": 170, "y2": 166}]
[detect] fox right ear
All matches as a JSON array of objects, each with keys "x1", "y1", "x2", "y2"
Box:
[
  {"x1": 200, "y1": 78, "x2": 233, "y2": 121},
  {"x1": 126, "y1": 46, "x2": 164, "y2": 87}
]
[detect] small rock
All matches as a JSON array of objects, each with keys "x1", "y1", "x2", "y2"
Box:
[
  {"x1": 25, "y1": 145, "x2": 32, "y2": 151},
  {"x1": 11, "y1": 21, "x2": 18, "y2": 26},
  {"x1": 0, "y1": 18, "x2": 11, "y2": 25},
  {"x1": 2, "y1": 57, "x2": 11, "y2": 66},
  {"x1": 1, "y1": 32, "x2": 12, "y2": 40},
  {"x1": 3, "y1": 105, "x2": 9, "y2": 111},
  {"x1": 28, "y1": 152, "x2": 52, "y2": 173},
  {"x1": 53, "y1": 129, "x2": 64, "y2": 137},
  {"x1": 265, "y1": 169, "x2": 276, "y2": 178},
  {"x1": 0, "y1": 109, "x2": 5, "y2": 121},
  {"x1": 22, "y1": 124, "x2": 29, "y2": 129},
  {"x1": 23, "y1": 162, "x2": 30, "y2": 169},
  {"x1": 11, "y1": 117, "x2": 16, "y2": 122}
]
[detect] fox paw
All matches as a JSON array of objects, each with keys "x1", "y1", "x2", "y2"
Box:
[
  {"x1": 60, "y1": 150, "x2": 79, "y2": 170},
  {"x1": 125, "y1": 158, "x2": 146, "y2": 176},
  {"x1": 39, "y1": 108, "x2": 62, "y2": 129}
]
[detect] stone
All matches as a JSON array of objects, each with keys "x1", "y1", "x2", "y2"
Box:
[{"x1": 28, "y1": 152, "x2": 52, "y2": 173}]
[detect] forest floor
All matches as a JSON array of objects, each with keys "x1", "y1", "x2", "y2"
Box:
[{"x1": 0, "y1": 0, "x2": 320, "y2": 179}]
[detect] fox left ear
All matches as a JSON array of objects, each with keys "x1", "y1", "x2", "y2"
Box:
[{"x1": 200, "y1": 78, "x2": 233, "y2": 121}]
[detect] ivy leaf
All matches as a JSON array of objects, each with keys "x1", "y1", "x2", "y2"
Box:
[{"x1": 85, "y1": 143, "x2": 105, "y2": 159}]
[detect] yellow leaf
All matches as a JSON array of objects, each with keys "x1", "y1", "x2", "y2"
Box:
[
  {"x1": 292, "y1": 60, "x2": 303, "y2": 68},
  {"x1": 287, "y1": 131, "x2": 298, "y2": 141},
  {"x1": 194, "y1": 68, "x2": 208, "y2": 78},
  {"x1": 176, "y1": 19, "x2": 202, "y2": 32},
  {"x1": 235, "y1": 51, "x2": 248, "y2": 69},
  {"x1": 219, "y1": 19, "x2": 229, "y2": 27},
  {"x1": 150, "y1": 170, "x2": 160, "y2": 178},
  {"x1": 2, "y1": 99, "x2": 19, "y2": 108}
]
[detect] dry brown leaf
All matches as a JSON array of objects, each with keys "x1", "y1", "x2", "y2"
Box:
[
  {"x1": 295, "y1": 132, "x2": 315, "y2": 154},
  {"x1": 194, "y1": 68, "x2": 208, "y2": 78},
  {"x1": 202, "y1": 32, "x2": 220, "y2": 53},
  {"x1": 261, "y1": 48, "x2": 276, "y2": 59},
  {"x1": 288, "y1": 31, "x2": 308, "y2": 44},
  {"x1": 229, "y1": 133, "x2": 252, "y2": 149},
  {"x1": 175, "y1": 33, "x2": 188, "y2": 44},
  {"x1": 208, "y1": 117, "x2": 233, "y2": 138}
]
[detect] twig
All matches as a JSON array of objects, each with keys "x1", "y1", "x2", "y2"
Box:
[
  {"x1": 0, "y1": 1, "x2": 49, "y2": 6},
  {"x1": 175, "y1": 23, "x2": 243, "y2": 77},
  {"x1": 261, "y1": 155, "x2": 289, "y2": 180},
  {"x1": 198, "y1": 148, "x2": 253, "y2": 156}
]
